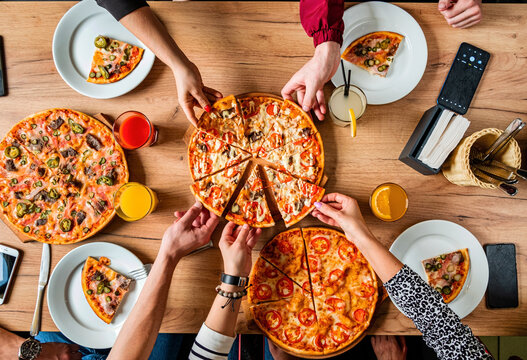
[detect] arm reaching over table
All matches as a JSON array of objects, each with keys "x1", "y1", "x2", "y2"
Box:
[
  {"x1": 438, "y1": 0, "x2": 483, "y2": 28},
  {"x1": 108, "y1": 202, "x2": 220, "y2": 360},
  {"x1": 281, "y1": 0, "x2": 343, "y2": 120},
  {"x1": 96, "y1": 1, "x2": 223, "y2": 125},
  {"x1": 311, "y1": 193, "x2": 493, "y2": 360}
]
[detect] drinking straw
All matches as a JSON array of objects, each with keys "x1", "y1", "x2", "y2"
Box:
[
  {"x1": 344, "y1": 70, "x2": 351, "y2": 96},
  {"x1": 340, "y1": 59, "x2": 348, "y2": 97}
]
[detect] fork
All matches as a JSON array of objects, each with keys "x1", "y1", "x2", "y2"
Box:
[{"x1": 128, "y1": 264, "x2": 152, "y2": 281}]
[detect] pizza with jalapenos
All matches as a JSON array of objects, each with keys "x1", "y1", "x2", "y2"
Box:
[
  {"x1": 87, "y1": 35, "x2": 144, "y2": 84},
  {"x1": 81, "y1": 256, "x2": 132, "y2": 324},
  {"x1": 0, "y1": 109, "x2": 128, "y2": 244},
  {"x1": 341, "y1": 31, "x2": 404, "y2": 77},
  {"x1": 248, "y1": 227, "x2": 378, "y2": 356},
  {"x1": 422, "y1": 248, "x2": 470, "y2": 303}
]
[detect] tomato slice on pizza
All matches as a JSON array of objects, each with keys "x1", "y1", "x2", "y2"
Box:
[
  {"x1": 190, "y1": 160, "x2": 249, "y2": 216},
  {"x1": 81, "y1": 256, "x2": 132, "y2": 324},
  {"x1": 264, "y1": 167, "x2": 324, "y2": 227},
  {"x1": 225, "y1": 166, "x2": 274, "y2": 228},
  {"x1": 341, "y1": 31, "x2": 404, "y2": 77}
]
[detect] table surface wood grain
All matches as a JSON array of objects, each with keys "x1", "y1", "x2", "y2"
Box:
[{"x1": 0, "y1": 1, "x2": 526, "y2": 336}]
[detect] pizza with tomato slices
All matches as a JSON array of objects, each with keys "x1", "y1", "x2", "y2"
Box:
[
  {"x1": 247, "y1": 227, "x2": 378, "y2": 356},
  {"x1": 189, "y1": 94, "x2": 324, "y2": 227}
]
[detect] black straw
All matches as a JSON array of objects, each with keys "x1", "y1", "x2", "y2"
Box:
[
  {"x1": 344, "y1": 70, "x2": 351, "y2": 96},
  {"x1": 340, "y1": 60, "x2": 348, "y2": 90}
]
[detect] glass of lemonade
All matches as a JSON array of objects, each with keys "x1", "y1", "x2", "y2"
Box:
[
  {"x1": 114, "y1": 182, "x2": 158, "y2": 222},
  {"x1": 328, "y1": 85, "x2": 367, "y2": 127},
  {"x1": 369, "y1": 183, "x2": 408, "y2": 222}
]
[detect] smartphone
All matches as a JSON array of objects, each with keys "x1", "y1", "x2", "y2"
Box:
[
  {"x1": 437, "y1": 42, "x2": 490, "y2": 115},
  {"x1": 485, "y1": 243, "x2": 518, "y2": 309},
  {"x1": 0, "y1": 244, "x2": 20, "y2": 305},
  {"x1": 0, "y1": 36, "x2": 6, "y2": 96}
]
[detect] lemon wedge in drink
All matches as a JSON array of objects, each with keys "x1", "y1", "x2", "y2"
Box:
[{"x1": 349, "y1": 108, "x2": 357, "y2": 137}]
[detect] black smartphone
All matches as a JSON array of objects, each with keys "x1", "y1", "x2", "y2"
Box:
[
  {"x1": 437, "y1": 42, "x2": 490, "y2": 115},
  {"x1": 485, "y1": 243, "x2": 518, "y2": 309},
  {"x1": 0, "y1": 36, "x2": 6, "y2": 96}
]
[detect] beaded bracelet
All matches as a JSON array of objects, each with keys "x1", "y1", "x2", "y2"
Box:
[{"x1": 215, "y1": 284, "x2": 251, "y2": 311}]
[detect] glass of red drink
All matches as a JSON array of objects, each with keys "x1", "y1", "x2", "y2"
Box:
[{"x1": 113, "y1": 111, "x2": 158, "y2": 150}]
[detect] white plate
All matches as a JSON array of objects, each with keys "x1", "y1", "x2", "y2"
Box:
[
  {"x1": 52, "y1": 0, "x2": 155, "y2": 99},
  {"x1": 389, "y1": 220, "x2": 488, "y2": 319},
  {"x1": 47, "y1": 242, "x2": 146, "y2": 349},
  {"x1": 331, "y1": 1, "x2": 428, "y2": 105}
]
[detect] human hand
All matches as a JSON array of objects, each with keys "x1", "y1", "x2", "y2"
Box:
[
  {"x1": 438, "y1": 0, "x2": 482, "y2": 28},
  {"x1": 159, "y1": 202, "x2": 220, "y2": 261},
  {"x1": 37, "y1": 343, "x2": 81, "y2": 360},
  {"x1": 173, "y1": 61, "x2": 223, "y2": 125},
  {"x1": 312, "y1": 193, "x2": 374, "y2": 243},
  {"x1": 281, "y1": 41, "x2": 341, "y2": 120},
  {"x1": 219, "y1": 223, "x2": 261, "y2": 277},
  {"x1": 371, "y1": 336, "x2": 407, "y2": 360}
]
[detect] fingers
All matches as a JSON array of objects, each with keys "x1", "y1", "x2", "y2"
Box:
[
  {"x1": 235, "y1": 224, "x2": 251, "y2": 245},
  {"x1": 204, "y1": 86, "x2": 223, "y2": 100},
  {"x1": 441, "y1": 0, "x2": 473, "y2": 18},
  {"x1": 281, "y1": 76, "x2": 302, "y2": 101},
  {"x1": 192, "y1": 88, "x2": 212, "y2": 111},
  {"x1": 246, "y1": 228, "x2": 262, "y2": 249},
  {"x1": 321, "y1": 192, "x2": 350, "y2": 205},
  {"x1": 316, "y1": 89, "x2": 326, "y2": 118},
  {"x1": 311, "y1": 209, "x2": 340, "y2": 227},
  {"x1": 438, "y1": 0, "x2": 453, "y2": 11},
  {"x1": 180, "y1": 101, "x2": 198, "y2": 126},
  {"x1": 177, "y1": 202, "x2": 203, "y2": 227},
  {"x1": 399, "y1": 335, "x2": 408, "y2": 355},
  {"x1": 453, "y1": 13, "x2": 482, "y2": 28},
  {"x1": 302, "y1": 84, "x2": 318, "y2": 112},
  {"x1": 297, "y1": 90, "x2": 305, "y2": 107},
  {"x1": 314, "y1": 201, "x2": 341, "y2": 219},
  {"x1": 221, "y1": 221, "x2": 237, "y2": 240}
]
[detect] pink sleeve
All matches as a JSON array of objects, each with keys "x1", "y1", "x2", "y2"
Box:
[{"x1": 300, "y1": 0, "x2": 345, "y2": 47}]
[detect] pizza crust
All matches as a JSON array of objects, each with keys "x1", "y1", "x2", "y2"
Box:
[{"x1": 445, "y1": 248, "x2": 470, "y2": 303}]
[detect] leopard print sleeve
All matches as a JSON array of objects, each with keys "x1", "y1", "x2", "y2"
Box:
[{"x1": 384, "y1": 265, "x2": 493, "y2": 360}]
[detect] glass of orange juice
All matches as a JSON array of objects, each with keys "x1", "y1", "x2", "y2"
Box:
[
  {"x1": 369, "y1": 183, "x2": 408, "y2": 222},
  {"x1": 114, "y1": 182, "x2": 158, "y2": 222}
]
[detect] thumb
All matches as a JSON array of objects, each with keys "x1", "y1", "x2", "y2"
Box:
[
  {"x1": 192, "y1": 88, "x2": 211, "y2": 112},
  {"x1": 178, "y1": 202, "x2": 203, "y2": 227},
  {"x1": 438, "y1": 0, "x2": 451, "y2": 11},
  {"x1": 314, "y1": 201, "x2": 341, "y2": 221}
]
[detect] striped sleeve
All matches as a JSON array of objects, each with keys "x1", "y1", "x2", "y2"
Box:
[{"x1": 188, "y1": 324, "x2": 235, "y2": 360}]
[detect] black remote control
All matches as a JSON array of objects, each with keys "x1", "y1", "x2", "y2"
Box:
[
  {"x1": 0, "y1": 36, "x2": 6, "y2": 97},
  {"x1": 437, "y1": 42, "x2": 490, "y2": 115}
]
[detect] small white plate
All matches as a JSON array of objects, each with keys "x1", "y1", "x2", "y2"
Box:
[
  {"x1": 331, "y1": 1, "x2": 428, "y2": 105},
  {"x1": 47, "y1": 242, "x2": 146, "y2": 349},
  {"x1": 389, "y1": 220, "x2": 488, "y2": 319},
  {"x1": 52, "y1": 0, "x2": 155, "y2": 99}
]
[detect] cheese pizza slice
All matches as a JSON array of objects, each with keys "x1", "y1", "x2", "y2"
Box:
[
  {"x1": 81, "y1": 256, "x2": 132, "y2": 324},
  {"x1": 188, "y1": 130, "x2": 251, "y2": 181},
  {"x1": 197, "y1": 95, "x2": 247, "y2": 148},
  {"x1": 225, "y1": 166, "x2": 274, "y2": 227},
  {"x1": 264, "y1": 167, "x2": 324, "y2": 227},
  {"x1": 190, "y1": 160, "x2": 249, "y2": 216},
  {"x1": 238, "y1": 96, "x2": 283, "y2": 155},
  {"x1": 87, "y1": 36, "x2": 144, "y2": 84}
]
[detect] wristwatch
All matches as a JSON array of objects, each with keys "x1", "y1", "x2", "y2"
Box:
[
  {"x1": 18, "y1": 337, "x2": 42, "y2": 360},
  {"x1": 221, "y1": 273, "x2": 248, "y2": 287}
]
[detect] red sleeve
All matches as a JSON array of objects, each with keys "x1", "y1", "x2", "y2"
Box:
[{"x1": 300, "y1": 0, "x2": 345, "y2": 47}]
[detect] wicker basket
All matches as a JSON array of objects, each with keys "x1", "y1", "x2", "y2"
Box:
[{"x1": 442, "y1": 128, "x2": 522, "y2": 188}]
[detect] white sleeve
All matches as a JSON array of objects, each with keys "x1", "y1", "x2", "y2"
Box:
[{"x1": 188, "y1": 323, "x2": 236, "y2": 360}]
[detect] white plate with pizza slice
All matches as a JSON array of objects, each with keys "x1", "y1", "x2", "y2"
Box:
[
  {"x1": 52, "y1": 0, "x2": 155, "y2": 99},
  {"x1": 47, "y1": 242, "x2": 146, "y2": 349},
  {"x1": 331, "y1": 1, "x2": 428, "y2": 105},
  {"x1": 389, "y1": 220, "x2": 488, "y2": 319}
]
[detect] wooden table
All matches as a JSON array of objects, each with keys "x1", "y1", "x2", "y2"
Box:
[{"x1": 0, "y1": 1, "x2": 525, "y2": 336}]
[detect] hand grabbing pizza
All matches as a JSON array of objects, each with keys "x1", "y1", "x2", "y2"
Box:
[
  {"x1": 160, "y1": 202, "x2": 220, "y2": 260},
  {"x1": 281, "y1": 41, "x2": 341, "y2": 121},
  {"x1": 438, "y1": 0, "x2": 482, "y2": 28},
  {"x1": 371, "y1": 335, "x2": 407, "y2": 360},
  {"x1": 173, "y1": 61, "x2": 223, "y2": 126},
  {"x1": 312, "y1": 193, "x2": 374, "y2": 243},
  {"x1": 219, "y1": 223, "x2": 262, "y2": 277}
]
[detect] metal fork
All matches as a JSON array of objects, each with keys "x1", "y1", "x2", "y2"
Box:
[{"x1": 128, "y1": 264, "x2": 152, "y2": 281}]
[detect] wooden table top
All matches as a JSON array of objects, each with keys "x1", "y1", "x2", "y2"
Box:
[{"x1": 0, "y1": 1, "x2": 525, "y2": 336}]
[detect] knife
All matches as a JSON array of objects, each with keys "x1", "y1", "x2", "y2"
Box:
[{"x1": 30, "y1": 243, "x2": 50, "y2": 337}]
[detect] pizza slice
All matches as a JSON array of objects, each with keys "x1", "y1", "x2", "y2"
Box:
[
  {"x1": 197, "y1": 95, "x2": 247, "y2": 148},
  {"x1": 258, "y1": 100, "x2": 318, "y2": 157},
  {"x1": 87, "y1": 35, "x2": 144, "y2": 84},
  {"x1": 0, "y1": 133, "x2": 44, "y2": 184},
  {"x1": 81, "y1": 256, "x2": 132, "y2": 324},
  {"x1": 248, "y1": 257, "x2": 307, "y2": 304},
  {"x1": 238, "y1": 96, "x2": 283, "y2": 154},
  {"x1": 421, "y1": 248, "x2": 470, "y2": 303},
  {"x1": 188, "y1": 130, "x2": 251, "y2": 181},
  {"x1": 264, "y1": 167, "x2": 324, "y2": 227},
  {"x1": 190, "y1": 160, "x2": 249, "y2": 216},
  {"x1": 259, "y1": 228, "x2": 311, "y2": 287},
  {"x1": 250, "y1": 293, "x2": 322, "y2": 355},
  {"x1": 341, "y1": 31, "x2": 404, "y2": 77},
  {"x1": 225, "y1": 166, "x2": 274, "y2": 227},
  {"x1": 259, "y1": 136, "x2": 324, "y2": 184}
]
